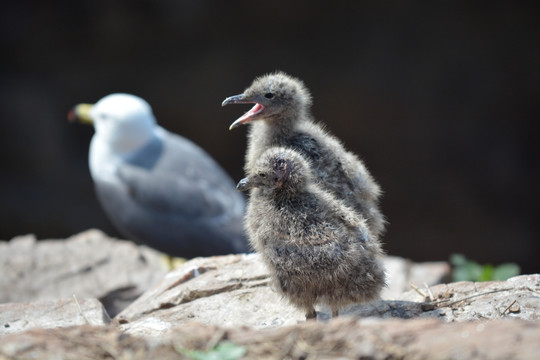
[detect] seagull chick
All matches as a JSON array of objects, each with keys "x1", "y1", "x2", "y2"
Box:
[
  {"x1": 238, "y1": 147, "x2": 386, "y2": 319},
  {"x1": 69, "y1": 93, "x2": 247, "y2": 257},
  {"x1": 223, "y1": 71, "x2": 386, "y2": 238}
]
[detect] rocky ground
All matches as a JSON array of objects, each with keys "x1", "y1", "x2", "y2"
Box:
[{"x1": 1, "y1": 230, "x2": 539, "y2": 359}]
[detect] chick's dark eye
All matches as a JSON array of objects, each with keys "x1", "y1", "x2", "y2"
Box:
[
  {"x1": 259, "y1": 173, "x2": 266, "y2": 178},
  {"x1": 264, "y1": 93, "x2": 274, "y2": 99}
]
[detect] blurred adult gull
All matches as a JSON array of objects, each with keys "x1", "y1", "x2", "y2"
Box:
[{"x1": 69, "y1": 93, "x2": 247, "y2": 257}]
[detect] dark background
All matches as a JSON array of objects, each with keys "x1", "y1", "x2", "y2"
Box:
[{"x1": 1, "y1": 1, "x2": 538, "y2": 273}]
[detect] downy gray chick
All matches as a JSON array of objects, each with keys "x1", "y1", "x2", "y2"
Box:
[{"x1": 237, "y1": 147, "x2": 386, "y2": 319}]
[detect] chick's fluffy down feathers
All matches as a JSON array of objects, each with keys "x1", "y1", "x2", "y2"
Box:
[{"x1": 242, "y1": 147, "x2": 386, "y2": 316}]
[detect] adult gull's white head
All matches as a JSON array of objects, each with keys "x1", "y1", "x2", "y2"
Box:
[{"x1": 70, "y1": 93, "x2": 157, "y2": 154}]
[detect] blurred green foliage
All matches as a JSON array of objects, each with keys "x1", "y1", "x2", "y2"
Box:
[
  {"x1": 176, "y1": 341, "x2": 246, "y2": 360},
  {"x1": 450, "y1": 254, "x2": 520, "y2": 282}
]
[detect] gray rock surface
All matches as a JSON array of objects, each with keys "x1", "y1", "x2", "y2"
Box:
[
  {"x1": 299, "y1": 274, "x2": 540, "y2": 322},
  {"x1": 396, "y1": 273, "x2": 540, "y2": 321},
  {"x1": 0, "y1": 229, "x2": 168, "y2": 317},
  {"x1": 116, "y1": 253, "x2": 452, "y2": 336},
  {"x1": 2, "y1": 230, "x2": 538, "y2": 360},
  {"x1": 0, "y1": 298, "x2": 110, "y2": 336},
  {"x1": 117, "y1": 254, "x2": 303, "y2": 335}
]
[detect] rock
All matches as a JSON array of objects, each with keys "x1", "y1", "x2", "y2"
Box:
[
  {"x1": 115, "y1": 253, "x2": 451, "y2": 336},
  {"x1": 116, "y1": 253, "x2": 305, "y2": 336},
  {"x1": 0, "y1": 230, "x2": 447, "y2": 323},
  {"x1": 0, "y1": 229, "x2": 168, "y2": 317},
  {"x1": 0, "y1": 234, "x2": 539, "y2": 360},
  {"x1": 395, "y1": 273, "x2": 540, "y2": 321},
  {"x1": 1, "y1": 318, "x2": 539, "y2": 360},
  {"x1": 0, "y1": 298, "x2": 110, "y2": 336},
  {"x1": 116, "y1": 253, "x2": 538, "y2": 337}
]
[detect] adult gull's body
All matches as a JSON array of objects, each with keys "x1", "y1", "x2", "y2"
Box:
[{"x1": 70, "y1": 93, "x2": 247, "y2": 257}]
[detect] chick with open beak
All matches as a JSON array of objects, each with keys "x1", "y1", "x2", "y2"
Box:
[{"x1": 222, "y1": 71, "x2": 387, "y2": 240}]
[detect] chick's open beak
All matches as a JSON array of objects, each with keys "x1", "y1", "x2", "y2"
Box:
[
  {"x1": 222, "y1": 94, "x2": 264, "y2": 130},
  {"x1": 68, "y1": 103, "x2": 94, "y2": 124}
]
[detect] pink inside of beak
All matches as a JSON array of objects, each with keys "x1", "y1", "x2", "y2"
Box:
[
  {"x1": 229, "y1": 103, "x2": 264, "y2": 129},
  {"x1": 239, "y1": 103, "x2": 264, "y2": 121}
]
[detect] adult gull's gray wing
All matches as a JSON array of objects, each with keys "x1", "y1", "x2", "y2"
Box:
[
  {"x1": 117, "y1": 162, "x2": 238, "y2": 224},
  {"x1": 99, "y1": 130, "x2": 247, "y2": 257}
]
